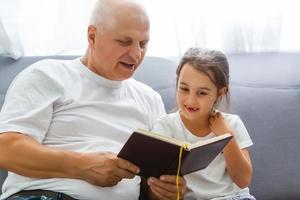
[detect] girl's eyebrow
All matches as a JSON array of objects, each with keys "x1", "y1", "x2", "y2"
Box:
[
  {"x1": 179, "y1": 82, "x2": 211, "y2": 91},
  {"x1": 179, "y1": 82, "x2": 188, "y2": 86},
  {"x1": 197, "y1": 87, "x2": 211, "y2": 91}
]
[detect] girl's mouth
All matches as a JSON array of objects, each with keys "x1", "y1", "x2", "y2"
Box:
[{"x1": 185, "y1": 105, "x2": 199, "y2": 112}]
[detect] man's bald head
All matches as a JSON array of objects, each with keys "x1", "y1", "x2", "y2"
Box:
[{"x1": 89, "y1": 0, "x2": 149, "y2": 34}]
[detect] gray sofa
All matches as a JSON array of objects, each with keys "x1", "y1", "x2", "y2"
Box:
[{"x1": 1, "y1": 53, "x2": 300, "y2": 199}]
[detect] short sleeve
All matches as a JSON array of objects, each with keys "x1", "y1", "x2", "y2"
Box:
[
  {"x1": 229, "y1": 115, "x2": 253, "y2": 149},
  {"x1": 0, "y1": 65, "x2": 63, "y2": 143}
]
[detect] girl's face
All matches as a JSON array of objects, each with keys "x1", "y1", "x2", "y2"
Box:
[{"x1": 176, "y1": 63, "x2": 221, "y2": 122}]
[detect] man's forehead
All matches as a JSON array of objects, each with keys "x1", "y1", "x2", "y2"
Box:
[
  {"x1": 113, "y1": 23, "x2": 150, "y2": 39},
  {"x1": 116, "y1": 32, "x2": 150, "y2": 41}
]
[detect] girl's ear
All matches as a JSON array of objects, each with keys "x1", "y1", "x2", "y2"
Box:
[
  {"x1": 218, "y1": 86, "x2": 228, "y2": 97},
  {"x1": 215, "y1": 86, "x2": 227, "y2": 105}
]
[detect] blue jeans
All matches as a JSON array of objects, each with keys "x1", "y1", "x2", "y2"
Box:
[
  {"x1": 7, "y1": 194, "x2": 61, "y2": 200},
  {"x1": 211, "y1": 195, "x2": 256, "y2": 200},
  {"x1": 224, "y1": 196, "x2": 256, "y2": 200}
]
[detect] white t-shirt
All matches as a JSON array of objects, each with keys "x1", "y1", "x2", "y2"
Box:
[
  {"x1": 0, "y1": 58, "x2": 166, "y2": 200},
  {"x1": 152, "y1": 111, "x2": 253, "y2": 200}
]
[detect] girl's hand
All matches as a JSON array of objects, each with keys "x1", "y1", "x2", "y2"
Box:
[{"x1": 209, "y1": 112, "x2": 233, "y2": 136}]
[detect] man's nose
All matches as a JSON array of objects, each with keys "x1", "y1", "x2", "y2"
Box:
[{"x1": 129, "y1": 45, "x2": 142, "y2": 62}]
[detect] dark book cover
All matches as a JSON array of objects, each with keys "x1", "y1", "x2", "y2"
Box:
[{"x1": 117, "y1": 130, "x2": 232, "y2": 178}]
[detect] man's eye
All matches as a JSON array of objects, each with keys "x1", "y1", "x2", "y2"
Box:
[
  {"x1": 140, "y1": 42, "x2": 148, "y2": 49},
  {"x1": 117, "y1": 40, "x2": 131, "y2": 46}
]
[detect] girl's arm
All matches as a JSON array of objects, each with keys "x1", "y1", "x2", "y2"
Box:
[
  {"x1": 222, "y1": 139, "x2": 252, "y2": 188},
  {"x1": 209, "y1": 112, "x2": 253, "y2": 188}
]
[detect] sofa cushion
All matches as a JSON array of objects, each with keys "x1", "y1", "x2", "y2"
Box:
[{"x1": 228, "y1": 52, "x2": 300, "y2": 200}]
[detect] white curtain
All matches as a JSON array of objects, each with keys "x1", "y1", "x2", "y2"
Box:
[
  {"x1": 0, "y1": 0, "x2": 299, "y2": 57},
  {"x1": 0, "y1": 0, "x2": 24, "y2": 60},
  {"x1": 144, "y1": 0, "x2": 284, "y2": 56},
  {"x1": 0, "y1": 17, "x2": 24, "y2": 60},
  {"x1": 0, "y1": 0, "x2": 93, "y2": 56}
]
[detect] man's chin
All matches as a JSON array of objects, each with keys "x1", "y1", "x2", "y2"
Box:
[{"x1": 115, "y1": 71, "x2": 135, "y2": 81}]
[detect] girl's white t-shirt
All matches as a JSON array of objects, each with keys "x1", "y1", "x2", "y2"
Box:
[
  {"x1": 152, "y1": 111, "x2": 253, "y2": 200},
  {"x1": 0, "y1": 58, "x2": 166, "y2": 200}
]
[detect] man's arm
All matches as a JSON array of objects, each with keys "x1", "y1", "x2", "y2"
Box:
[{"x1": 0, "y1": 132, "x2": 140, "y2": 186}]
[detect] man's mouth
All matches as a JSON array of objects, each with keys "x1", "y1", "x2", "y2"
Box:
[{"x1": 120, "y1": 61, "x2": 135, "y2": 69}]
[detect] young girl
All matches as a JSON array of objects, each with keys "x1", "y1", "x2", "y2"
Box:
[{"x1": 152, "y1": 48, "x2": 255, "y2": 200}]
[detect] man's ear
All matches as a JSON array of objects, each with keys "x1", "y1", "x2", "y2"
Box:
[{"x1": 87, "y1": 25, "x2": 97, "y2": 48}]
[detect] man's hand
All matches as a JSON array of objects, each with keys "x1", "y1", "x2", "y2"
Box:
[
  {"x1": 76, "y1": 152, "x2": 140, "y2": 187},
  {"x1": 0, "y1": 133, "x2": 139, "y2": 187},
  {"x1": 147, "y1": 175, "x2": 187, "y2": 200}
]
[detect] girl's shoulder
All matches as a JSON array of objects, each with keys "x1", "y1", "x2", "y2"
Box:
[
  {"x1": 154, "y1": 111, "x2": 183, "y2": 130},
  {"x1": 221, "y1": 112, "x2": 239, "y2": 120},
  {"x1": 221, "y1": 112, "x2": 244, "y2": 126},
  {"x1": 153, "y1": 111, "x2": 187, "y2": 138}
]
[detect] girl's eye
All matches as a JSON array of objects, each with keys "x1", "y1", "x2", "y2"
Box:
[
  {"x1": 197, "y1": 91, "x2": 207, "y2": 96},
  {"x1": 179, "y1": 87, "x2": 189, "y2": 92}
]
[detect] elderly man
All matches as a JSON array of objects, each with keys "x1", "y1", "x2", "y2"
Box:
[{"x1": 0, "y1": 0, "x2": 186, "y2": 200}]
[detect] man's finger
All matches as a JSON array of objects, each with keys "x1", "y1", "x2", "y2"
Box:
[
  {"x1": 116, "y1": 158, "x2": 140, "y2": 174},
  {"x1": 159, "y1": 176, "x2": 187, "y2": 197},
  {"x1": 150, "y1": 185, "x2": 174, "y2": 200},
  {"x1": 160, "y1": 175, "x2": 186, "y2": 186},
  {"x1": 148, "y1": 177, "x2": 177, "y2": 193}
]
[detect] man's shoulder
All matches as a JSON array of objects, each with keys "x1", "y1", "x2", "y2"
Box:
[
  {"x1": 20, "y1": 58, "x2": 79, "y2": 80},
  {"x1": 126, "y1": 78, "x2": 158, "y2": 94},
  {"x1": 11, "y1": 58, "x2": 80, "y2": 90},
  {"x1": 28, "y1": 58, "x2": 78, "y2": 72}
]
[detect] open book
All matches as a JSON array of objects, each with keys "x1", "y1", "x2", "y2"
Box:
[{"x1": 117, "y1": 129, "x2": 233, "y2": 178}]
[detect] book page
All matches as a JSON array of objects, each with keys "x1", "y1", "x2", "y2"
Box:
[
  {"x1": 189, "y1": 133, "x2": 232, "y2": 149},
  {"x1": 136, "y1": 129, "x2": 190, "y2": 147}
]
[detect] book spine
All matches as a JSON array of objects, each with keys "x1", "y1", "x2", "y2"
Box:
[{"x1": 163, "y1": 148, "x2": 189, "y2": 176}]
